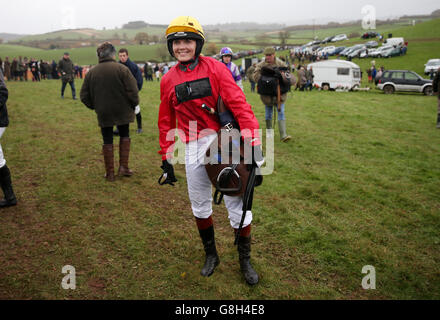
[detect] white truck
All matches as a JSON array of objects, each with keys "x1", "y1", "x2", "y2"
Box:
[
  {"x1": 384, "y1": 37, "x2": 405, "y2": 47},
  {"x1": 307, "y1": 60, "x2": 362, "y2": 91}
]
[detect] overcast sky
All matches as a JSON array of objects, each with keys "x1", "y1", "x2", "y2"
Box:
[{"x1": 0, "y1": 0, "x2": 438, "y2": 34}]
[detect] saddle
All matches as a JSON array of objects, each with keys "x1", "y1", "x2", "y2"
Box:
[{"x1": 204, "y1": 97, "x2": 261, "y2": 205}]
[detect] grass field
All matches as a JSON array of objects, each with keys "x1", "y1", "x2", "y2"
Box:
[{"x1": 0, "y1": 75, "x2": 439, "y2": 299}]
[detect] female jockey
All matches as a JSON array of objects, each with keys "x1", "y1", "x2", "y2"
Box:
[
  {"x1": 158, "y1": 16, "x2": 262, "y2": 285},
  {"x1": 220, "y1": 47, "x2": 244, "y2": 91}
]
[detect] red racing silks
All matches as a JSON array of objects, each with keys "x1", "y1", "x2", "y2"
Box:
[{"x1": 158, "y1": 56, "x2": 260, "y2": 161}]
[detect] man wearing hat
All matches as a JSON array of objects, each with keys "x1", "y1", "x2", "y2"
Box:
[
  {"x1": 253, "y1": 47, "x2": 292, "y2": 142},
  {"x1": 57, "y1": 52, "x2": 77, "y2": 100},
  {"x1": 433, "y1": 67, "x2": 440, "y2": 129}
]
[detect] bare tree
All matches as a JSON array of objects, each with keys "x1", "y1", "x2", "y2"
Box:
[
  {"x1": 157, "y1": 45, "x2": 169, "y2": 62},
  {"x1": 279, "y1": 31, "x2": 289, "y2": 46},
  {"x1": 205, "y1": 43, "x2": 218, "y2": 56},
  {"x1": 135, "y1": 32, "x2": 149, "y2": 45}
]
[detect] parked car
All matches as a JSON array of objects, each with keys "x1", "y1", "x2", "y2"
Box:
[
  {"x1": 377, "y1": 70, "x2": 433, "y2": 95},
  {"x1": 424, "y1": 59, "x2": 440, "y2": 75},
  {"x1": 339, "y1": 46, "x2": 354, "y2": 56},
  {"x1": 380, "y1": 46, "x2": 402, "y2": 58},
  {"x1": 333, "y1": 46, "x2": 346, "y2": 55},
  {"x1": 359, "y1": 49, "x2": 370, "y2": 58},
  {"x1": 362, "y1": 31, "x2": 378, "y2": 39},
  {"x1": 319, "y1": 46, "x2": 336, "y2": 55},
  {"x1": 331, "y1": 34, "x2": 348, "y2": 42},
  {"x1": 322, "y1": 36, "x2": 335, "y2": 43},
  {"x1": 368, "y1": 45, "x2": 393, "y2": 58},
  {"x1": 341, "y1": 44, "x2": 365, "y2": 57},
  {"x1": 347, "y1": 46, "x2": 367, "y2": 59},
  {"x1": 307, "y1": 59, "x2": 361, "y2": 91},
  {"x1": 365, "y1": 41, "x2": 379, "y2": 48}
]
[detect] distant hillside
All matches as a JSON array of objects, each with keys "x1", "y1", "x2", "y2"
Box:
[
  {"x1": 0, "y1": 33, "x2": 28, "y2": 42},
  {"x1": 204, "y1": 22, "x2": 285, "y2": 32},
  {"x1": 16, "y1": 25, "x2": 166, "y2": 43}
]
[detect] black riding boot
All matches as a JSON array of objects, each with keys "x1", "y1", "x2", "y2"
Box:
[
  {"x1": 237, "y1": 235, "x2": 259, "y2": 285},
  {"x1": 437, "y1": 113, "x2": 440, "y2": 129},
  {"x1": 198, "y1": 226, "x2": 220, "y2": 277},
  {"x1": 0, "y1": 165, "x2": 17, "y2": 208}
]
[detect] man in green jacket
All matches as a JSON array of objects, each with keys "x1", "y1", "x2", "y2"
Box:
[
  {"x1": 254, "y1": 47, "x2": 292, "y2": 142},
  {"x1": 57, "y1": 52, "x2": 76, "y2": 100},
  {"x1": 80, "y1": 42, "x2": 139, "y2": 182}
]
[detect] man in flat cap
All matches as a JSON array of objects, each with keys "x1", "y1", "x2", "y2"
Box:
[
  {"x1": 57, "y1": 52, "x2": 77, "y2": 100},
  {"x1": 254, "y1": 47, "x2": 292, "y2": 142}
]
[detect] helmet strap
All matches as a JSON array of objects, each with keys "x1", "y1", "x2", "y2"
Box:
[{"x1": 179, "y1": 57, "x2": 199, "y2": 72}]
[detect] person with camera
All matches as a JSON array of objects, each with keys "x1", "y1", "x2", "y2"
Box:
[{"x1": 254, "y1": 47, "x2": 292, "y2": 142}]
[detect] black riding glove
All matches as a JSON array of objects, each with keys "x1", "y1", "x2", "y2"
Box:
[{"x1": 159, "y1": 160, "x2": 177, "y2": 186}]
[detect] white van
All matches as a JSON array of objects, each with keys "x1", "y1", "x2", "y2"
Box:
[
  {"x1": 307, "y1": 60, "x2": 362, "y2": 91},
  {"x1": 384, "y1": 37, "x2": 405, "y2": 47}
]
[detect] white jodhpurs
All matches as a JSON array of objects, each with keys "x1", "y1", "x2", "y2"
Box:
[
  {"x1": 0, "y1": 128, "x2": 6, "y2": 168},
  {"x1": 184, "y1": 133, "x2": 252, "y2": 229}
]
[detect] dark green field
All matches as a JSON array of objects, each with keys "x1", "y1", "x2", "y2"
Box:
[{"x1": 0, "y1": 77, "x2": 439, "y2": 299}]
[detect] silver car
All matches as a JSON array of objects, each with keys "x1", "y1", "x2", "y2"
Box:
[
  {"x1": 377, "y1": 70, "x2": 433, "y2": 95},
  {"x1": 424, "y1": 59, "x2": 440, "y2": 75}
]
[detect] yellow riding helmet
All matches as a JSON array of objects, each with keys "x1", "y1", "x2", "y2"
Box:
[
  {"x1": 166, "y1": 16, "x2": 205, "y2": 58},
  {"x1": 166, "y1": 16, "x2": 205, "y2": 40}
]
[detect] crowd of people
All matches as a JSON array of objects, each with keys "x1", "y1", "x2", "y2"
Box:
[
  {"x1": 291, "y1": 51, "x2": 330, "y2": 65},
  {"x1": 142, "y1": 62, "x2": 171, "y2": 82},
  {"x1": 367, "y1": 64, "x2": 386, "y2": 85},
  {"x1": 0, "y1": 56, "x2": 90, "y2": 82}
]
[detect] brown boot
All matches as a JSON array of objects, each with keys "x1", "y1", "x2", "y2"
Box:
[
  {"x1": 102, "y1": 144, "x2": 115, "y2": 182},
  {"x1": 118, "y1": 137, "x2": 133, "y2": 176}
]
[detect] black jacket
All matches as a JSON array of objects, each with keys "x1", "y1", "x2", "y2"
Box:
[
  {"x1": 120, "y1": 58, "x2": 143, "y2": 91},
  {"x1": 433, "y1": 71, "x2": 440, "y2": 98},
  {"x1": 0, "y1": 71, "x2": 9, "y2": 128}
]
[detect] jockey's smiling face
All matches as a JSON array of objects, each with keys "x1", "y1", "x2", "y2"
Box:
[{"x1": 173, "y1": 39, "x2": 197, "y2": 63}]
